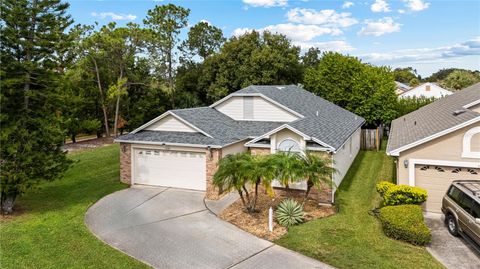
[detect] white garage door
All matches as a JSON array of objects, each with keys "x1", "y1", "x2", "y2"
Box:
[
  {"x1": 133, "y1": 149, "x2": 206, "y2": 191},
  {"x1": 416, "y1": 165, "x2": 480, "y2": 213}
]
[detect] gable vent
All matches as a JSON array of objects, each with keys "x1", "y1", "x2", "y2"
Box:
[{"x1": 452, "y1": 109, "x2": 466, "y2": 116}]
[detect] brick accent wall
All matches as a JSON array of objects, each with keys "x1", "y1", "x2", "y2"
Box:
[
  {"x1": 206, "y1": 148, "x2": 222, "y2": 200},
  {"x1": 249, "y1": 147, "x2": 270, "y2": 155},
  {"x1": 119, "y1": 143, "x2": 132, "y2": 185}
]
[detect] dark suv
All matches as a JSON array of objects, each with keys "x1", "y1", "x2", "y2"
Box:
[{"x1": 442, "y1": 180, "x2": 480, "y2": 246}]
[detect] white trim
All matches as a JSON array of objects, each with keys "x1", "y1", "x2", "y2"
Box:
[
  {"x1": 388, "y1": 117, "x2": 480, "y2": 156},
  {"x1": 407, "y1": 158, "x2": 480, "y2": 186},
  {"x1": 463, "y1": 99, "x2": 480, "y2": 109},
  {"x1": 210, "y1": 93, "x2": 305, "y2": 119},
  {"x1": 462, "y1": 126, "x2": 480, "y2": 158},
  {"x1": 247, "y1": 144, "x2": 271, "y2": 149},
  {"x1": 306, "y1": 147, "x2": 330, "y2": 152},
  {"x1": 221, "y1": 138, "x2": 250, "y2": 148},
  {"x1": 130, "y1": 111, "x2": 213, "y2": 138},
  {"x1": 115, "y1": 139, "x2": 222, "y2": 149},
  {"x1": 245, "y1": 124, "x2": 335, "y2": 150}
]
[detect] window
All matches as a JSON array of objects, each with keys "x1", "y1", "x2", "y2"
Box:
[
  {"x1": 154, "y1": 150, "x2": 159, "y2": 155},
  {"x1": 420, "y1": 166, "x2": 429, "y2": 171},
  {"x1": 447, "y1": 186, "x2": 462, "y2": 204},
  {"x1": 451, "y1": 168, "x2": 462, "y2": 173},
  {"x1": 468, "y1": 169, "x2": 478, "y2": 175},
  {"x1": 435, "y1": 166, "x2": 445, "y2": 172},
  {"x1": 472, "y1": 202, "x2": 480, "y2": 218},
  {"x1": 146, "y1": 150, "x2": 151, "y2": 155},
  {"x1": 462, "y1": 126, "x2": 480, "y2": 158},
  {"x1": 458, "y1": 193, "x2": 474, "y2": 214},
  {"x1": 278, "y1": 138, "x2": 301, "y2": 152}
]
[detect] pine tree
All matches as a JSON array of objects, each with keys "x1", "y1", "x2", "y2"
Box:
[{"x1": 0, "y1": 0, "x2": 74, "y2": 213}]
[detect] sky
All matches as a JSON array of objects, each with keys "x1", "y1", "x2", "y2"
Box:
[{"x1": 67, "y1": 0, "x2": 480, "y2": 77}]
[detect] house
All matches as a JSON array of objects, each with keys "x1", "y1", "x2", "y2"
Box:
[
  {"x1": 399, "y1": 82, "x2": 453, "y2": 99},
  {"x1": 395, "y1": 81, "x2": 411, "y2": 95},
  {"x1": 387, "y1": 83, "x2": 480, "y2": 213},
  {"x1": 115, "y1": 85, "x2": 365, "y2": 203}
]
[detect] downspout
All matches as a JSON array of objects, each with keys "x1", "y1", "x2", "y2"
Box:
[{"x1": 331, "y1": 151, "x2": 335, "y2": 204}]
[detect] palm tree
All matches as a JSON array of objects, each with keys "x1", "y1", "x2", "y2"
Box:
[
  {"x1": 240, "y1": 154, "x2": 276, "y2": 212},
  {"x1": 213, "y1": 153, "x2": 251, "y2": 209},
  {"x1": 269, "y1": 151, "x2": 304, "y2": 194},
  {"x1": 299, "y1": 151, "x2": 336, "y2": 204}
]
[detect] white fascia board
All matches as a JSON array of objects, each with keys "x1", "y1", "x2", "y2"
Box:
[
  {"x1": 388, "y1": 117, "x2": 480, "y2": 156},
  {"x1": 130, "y1": 111, "x2": 171, "y2": 134},
  {"x1": 209, "y1": 93, "x2": 304, "y2": 119},
  {"x1": 114, "y1": 139, "x2": 222, "y2": 149}
]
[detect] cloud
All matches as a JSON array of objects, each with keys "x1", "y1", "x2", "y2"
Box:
[
  {"x1": 294, "y1": 40, "x2": 355, "y2": 52},
  {"x1": 286, "y1": 8, "x2": 358, "y2": 28},
  {"x1": 403, "y1": 0, "x2": 430, "y2": 11},
  {"x1": 360, "y1": 37, "x2": 480, "y2": 63},
  {"x1": 233, "y1": 23, "x2": 342, "y2": 42},
  {"x1": 342, "y1": 1, "x2": 354, "y2": 9},
  {"x1": 398, "y1": 9, "x2": 405, "y2": 14},
  {"x1": 91, "y1": 12, "x2": 136, "y2": 21},
  {"x1": 242, "y1": 0, "x2": 287, "y2": 7},
  {"x1": 371, "y1": 0, "x2": 391, "y2": 12},
  {"x1": 358, "y1": 17, "x2": 401, "y2": 36}
]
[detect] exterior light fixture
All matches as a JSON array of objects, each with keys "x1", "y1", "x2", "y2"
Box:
[{"x1": 404, "y1": 159, "x2": 408, "y2": 168}]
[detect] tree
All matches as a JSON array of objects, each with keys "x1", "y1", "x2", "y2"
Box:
[
  {"x1": 304, "y1": 52, "x2": 398, "y2": 126},
  {"x1": 176, "y1": 31, "x2": 303, "y2": 103},
  {"x1": 409, "y1": 77, "x2": 420, "y2": 87},
  {"x1": 0, "y1": 0, "x2": 73, "y2": 213},
  {"x1": 144, "y1": 4, "x2": 190, "y2": 108},
  {"x1": 301, "y1": 47, "x2": 322, "y2": 68},
  {"x1": 269, "y1": 152, "x2": 304, "y2": 193},
  {"x1": 442, "y1": 70, "x2": 480, "y2": 90},
  {"x1": 181, "y1": 21, "x2": 225, "y2": 60},
  {"x1": 299, "y1": 151, "x2": 335, "y2": 204},
  {"x1": 396, "y1": 96, "x2": 435, "y2": 117},
  {"x1": 213, "y1": 153, "x2": 251, "y2": 210},
  {"x1": 392, "y1": 67, "x2": 419, "y2": 83}
]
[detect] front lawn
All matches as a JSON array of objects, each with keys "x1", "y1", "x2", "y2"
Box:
[
  {"x1": 0, "y1": 144, "x2": 149, "y2": 269},
  {"x1": 276, "y1": 146, "x2": 445, "y2": 269}
]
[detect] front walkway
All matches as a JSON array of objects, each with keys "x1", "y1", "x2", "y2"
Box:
[
  {"x1": 85, "y1": 186, "x2": 333, "y2": 269},
  {"x1": 424, "y1": 213, "x2": 480, "y2": 269}
]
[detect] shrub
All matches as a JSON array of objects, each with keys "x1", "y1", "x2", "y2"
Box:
[
  {"x1": 378, "y1": 205, "x2": 431, "y2": 245},
  {"x1": 376, "y1": 181, "x2": 396, "y2": 196},
  {"x1": 275, "y1": 199, "x2": 304, "y2": 228},
  {"x1": 383, "y1": 185, "x2": 428, "y2": 206}
]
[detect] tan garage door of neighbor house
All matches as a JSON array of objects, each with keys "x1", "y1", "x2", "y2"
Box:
[
  {"x1": 416, "y1": 165, "x2": 480, "y2": 213},
  {"x1": 133, "y1": 149, "x2": 206, "y2": 191}
]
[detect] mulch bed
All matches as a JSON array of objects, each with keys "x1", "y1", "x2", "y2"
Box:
[
  {"x1": 219, "y1": 191, "x2": 336, "y2": 241},
  {"x1": 63, "y1": 137, "x2": 115, "y2": 153}
]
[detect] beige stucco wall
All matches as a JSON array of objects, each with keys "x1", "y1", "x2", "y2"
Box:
[
  {"x1": 222, "y1": 140, "x2": 248, "y2": 156},
  {"x1": 397, "y1": 123, "x2": 480, "y2": 185},
  {"x1": 145, "y1": 115, "x2": 196, "y2": 132}
]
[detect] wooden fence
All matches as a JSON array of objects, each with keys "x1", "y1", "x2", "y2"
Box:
[{"x1": 361, "y1": 127, "x2": 383, "y2": 150}]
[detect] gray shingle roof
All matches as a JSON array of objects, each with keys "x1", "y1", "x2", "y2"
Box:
[
  {"x1": 387, "y1": 83, "x2": 480, "y2": 154},
  {"x1": 236, "y1": 85, "x2": 365, "y2": 149},
  {"x1": 118, "y1": 85, "x2": 365, "y2": 150},
  {"x1": 119, "y1": 107, "x2": 284, "y2": 147}
]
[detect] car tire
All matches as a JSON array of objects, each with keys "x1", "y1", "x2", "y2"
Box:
[{"x1": 446, "y1": 214, "x2": 459, "y2": 237}]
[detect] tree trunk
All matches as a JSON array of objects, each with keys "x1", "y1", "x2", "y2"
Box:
[
  {"x1": 242, "y1": 185, "x2": 251, "y2": 206},
  {"x1": 167, "y1": 43, "x2": 175, "y2": 108},
  {"x1": 303, "y1": 180, "x2": 314, "y2": 205},
  {"x1": 71, "y1": 134, "x2": 76, "y2": 143},
  {"x1": 113, "y1": 69, "x2": 123, "y2": 137},
  {"x1": 251, "y1": 179, "x2": 260, "y2": 212},
  {"x1": 237, "y1": 189, "x2": 247, "y2": 208},
  {"x1": 91, "y1": 57, "x2": 110, "y2": 137},
  {"x1": 1, "y1": 193, "x2": 17, "y2": 215}
]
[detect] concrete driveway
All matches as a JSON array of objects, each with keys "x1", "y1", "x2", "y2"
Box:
[
  {"x1": 424, "y1": 213, "x2": 480, "y2": 269},
  {"x1": 85, "y1": 186, "x2": 333, "y2": 269}
]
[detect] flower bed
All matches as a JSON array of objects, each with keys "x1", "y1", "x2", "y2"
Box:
[{"x1": 219, "y1": 191, "x2": 335, "y2": 241}]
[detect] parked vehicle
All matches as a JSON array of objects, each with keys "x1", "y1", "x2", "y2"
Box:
[{"x1": 442, "y1": 180, "x2": 480, "y2": 246}]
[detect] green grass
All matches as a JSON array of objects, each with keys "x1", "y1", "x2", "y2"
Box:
[
  {"x1": 276, "y1": 145, "x2": 445, "y2": 269},
  {"x1": 0, "y1": 144, "x2": 149, "y2": 269}
]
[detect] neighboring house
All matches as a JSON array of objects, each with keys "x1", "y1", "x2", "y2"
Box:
[
  {"x1": 399, "y1": 82, "x2": 453, "y2": 99},
  {"x1": 395, "y1": 81, "x2": 411, "y2": 95},
  {"x1": 387, "y1": 83, "x2": 480, "y2": 213},
  {"x1": 116, "y1": 85, "x2": 365, "y2": 203}
]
